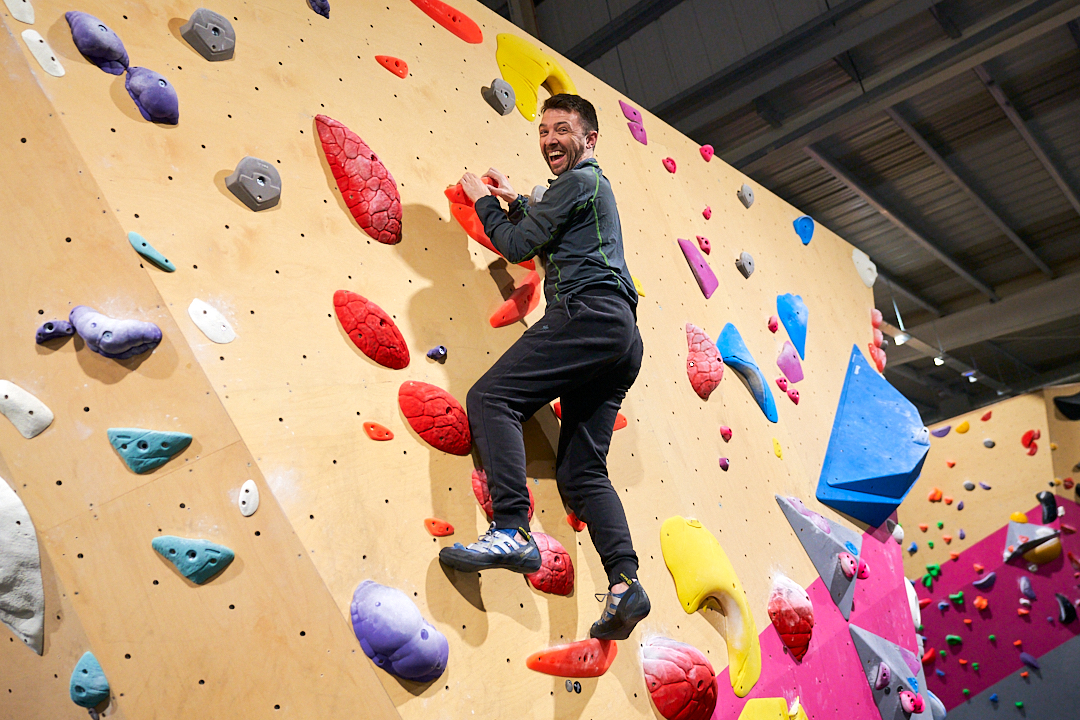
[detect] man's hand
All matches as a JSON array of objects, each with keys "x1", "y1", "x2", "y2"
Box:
[
  {"x1": 460, "y1": 172, "x2": 491, "y2": 204},
  {"x1": 483, "y1": 168, "x2": 518, "y2": 203}
]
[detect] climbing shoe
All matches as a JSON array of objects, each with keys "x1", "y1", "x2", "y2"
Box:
[
  {"x1": 590, "y1": 578, "x2": 651, "y2": 640},
  {"x1": 439, "y1": 524, "x2": 542, "y2": 574}
]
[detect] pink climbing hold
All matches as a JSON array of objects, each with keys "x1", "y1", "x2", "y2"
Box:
[
  {"x1": 768, "y1": 573, "x2": 814, "y2": 661},
  {"x1": 719, "y1": 426, "x2": 732, "y2": 442},
  {"x1": 662, "y1": 157, "x2": 676, "y2": 174},
  {"x1": 718, "y1": 457, "x2": 730, "y2": 471},
  {"x1": 775, "y1": 377, "x2": 788, "y2": 392},
  {"x1": 768, "y1": 316, "x2": 779, "y2": 333},
  {"x1": 642, "y1": 637, "x2": 717, "y2": 720},
  {"x1": 872, "y1": 328, "x2": 884, "y2": 347},
  {"x1": 699, "y1": 145, "x2": 714, "y2": 162},
  {"x1": 677, "y1": 239, "x2": 718, "y2": 299},
  {"x1": 869, "y1": 344, "x2": 887, "y2": 373},
  {"x1": 777, "y1": 340, "x2": 804, "y2": 383},
  {"x1": 787, "y1": 387, "x2": 800, "y2": 405},
  {"x1": 685, "y1": 323, "x2": 724, "y2": 400},
  {"x1": 619, "y1": 100, "x2": 643, "y2": 124},
  {"x1": 871, "y1": 308, "x2": 883, "y2": 328},
  {"x1": 695, "y1": 235, "x2": 711, "y2": 255},
  {"x1": 472, "y1": 468, "x2": 533, "y2": 521},
  {"x1": 398, "y1": 381, "x2": 471, "y2": 455},
  {"x1": 838, "y1": 552, "x2": 858, "y2": 580},
  {"x1": 702, "y1": 206, "x2": 712, "y2": 221},
  {"x1": 627, "y1": 122, "x2": 648, "y2": 145},
  {"x1": 334, "y1": 290, "x2": 410, "y2": 369},
  {"x1": 526, "y1": 532, "x2": 574, "y2": 596},
  {"x1": 899, "y1": 690, "x2": 924, "y2": 715}
]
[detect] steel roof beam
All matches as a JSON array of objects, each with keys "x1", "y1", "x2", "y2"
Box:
[
  {"x1": 880, "y1": 322, "x2": 1011, "y2": 393},
  {"x1": 566, "y1": 0, "x2": 687, "y2": 67},
  {"x1": 876, "y1": 269, "x2": 944, "y2": 316}
]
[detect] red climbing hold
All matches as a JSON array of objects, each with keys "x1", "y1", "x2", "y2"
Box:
[
  {"x1": 566, "y1": 511, "x2": 586, "y2": 532},
  {"x1": 768, "y1": 316, "x2": 779, "y2": 333},
  {"x1": 334, "y1": 290, "x2": 410, "y2": 369},
  {"x1": 662, "y1": 157, "x2": 676, "y2": 173},
  {"x1": 981, "y1": 411, "x2": 992, "y2": 422},
  {"x1": 642, "y1": 637, "x2": 718, "y2": 720},
  {"x1": 526, "y1": 532, "x2": 574, "y2": 596},
  {"x1": 398, "y1": 381, "x2": 471, "y2": 455},
  {"x1": 699, "y1": 145, "x2": 714, "y2": 162},
  {"x1": 919, "y1": 598, "x2": 932, "y2": 609},
  {"x1": 445, "y1": 183, "x2": 535, "y2": 270},
  {"x1": 922, "y1": 648, "x2": 936, "y2": 664},
  {"x1": 363, "y1": 421, "x2": 394, "y2": 441},
  {"x1": 409, "y1": 0, "x2": 483, "y2": 43},
  {"x1": 768, "y1": 574, "x2": 814, "y2": 661},
  {"x1": 702, "y1": 206, "x2": 712, "y2": 221},
  {"x1": 315, "y1": 115, "x2": 402, "y2": 245},
  {"x1": 375, "y1": 55, "x2": 408, "y2": 78},
  {"x1": 425, "y1": 518, "x2": 454, "y2": 536},
  {"x1": 527, "y1": 638, "x2": 618, "y2": 678},
  {"x1": 871, "y1": 308, "x2": 883, "y2": 328},
  {"x1": 471, "y1": 469, "x2": 534, "y2": 521},
  {"x1": 695, "y1": 235, "x2": 711, "y2": 254},
  {"x1": 552, "y1": 400, "x2": 627, "y2": 431},
  {"x1": 490, "y1": 271, "x2": 541, "y2": 328},
  {"x1": 685, "y1": 323, "x2": 724, "y2": 400},
  {"x1": 872, "y1": 328, "x2": 884, "y2": 348},
  {"x1": 1027, "y1": 442, "x2": 1038, "y2": 456},
  {"x1": 719, "y1": 426, "x2": 732, "y2": 442},
  {"x1": 946, "y1": 460, "x2": 956, "y2": 468},
  {"x1": 1021, "y1": 429, "x2": 1040, "y2": 448}
]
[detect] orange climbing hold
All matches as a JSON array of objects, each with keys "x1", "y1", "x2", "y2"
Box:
[
  {"x1": 974, "y1": 596, "x2": 988, "y2": 610},
  {"x1": 959, "y1": 657, "x2": 968, "y2": 664},
  {"x1": 1014, "y1": 640, "x2": 1023, "y2": 647},
  {"x1": 1017, "y1": 608, "x2": 1030, "y2": 616},
  {"x1": 1020, "y1": 671, "x2": 1029, "y2": 678},
  {"x1": 944, "y1": 496, "x2": 954, "y2": 505},
  {"x1": 946, "y1": 460, "x2": 956, "y2": 468},
  {"x1": 410, "y1": 0, "x2": 483, "y2": 43},
  {"x1": 363, "y1": 422, "x2": 394, "y2": 441},
  {"x1": 974, "y1": 563, "x2": 985, "y2": 573},
  {"x1": 943, "y1": 535, "x2": 952, "y2": 544},
  {"x1": 566, "y1": 511, "x2": 586, "y2": 532},
  {"x1": 552, "y1": 400, "x2": 627, "y2": 431},
  {"x1": 949, "y1": 552, "x2": 959, "y2": 561},
  {"x1": 526, "y1": 638, "x2": 618, "y2": 678},
  {"x1": 928, "y1": 488, "x2": 943, "y2": 502},
  {"x1": 425, "y1": 518, "x2": 454, "y2": 536},
  {"x1": 919, "y1": 524, "x2": 929, "y2": 532},
  {"x1": 445, "y1": 181, "x2": 535, "y2": 270},
  {"x1": 375, "y1": 55, "x2": 408, "y2": 78},
  {"x1": 490, "y1": 272, "x2": 541, "y2": 328}
]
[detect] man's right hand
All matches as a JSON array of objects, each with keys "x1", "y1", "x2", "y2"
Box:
[{"x1": 483, "y1": 168, "x2": 518, "y2": 203}]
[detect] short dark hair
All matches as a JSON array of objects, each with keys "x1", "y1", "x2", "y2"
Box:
[{"x1": 541, "y1": 94, "x2": 598, "y2": 135}]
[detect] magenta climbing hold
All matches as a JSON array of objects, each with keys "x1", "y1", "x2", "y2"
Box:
[
  {"x1": 641, "y1": 637, "x2": 717, "y2": 720},
  {"x1": 619, "y1": 100, "x2": 642, "y2": 124},
  {"x1": 526, "y1": 532, "x2": 574, "y2": 596},
  {"x1": 627, "y1": 122, "x2": 647, "y2": 145},
  {"x1": 702, "y1": 206, "x2": 711, "y2": 220},
  {"x1": 696, "y1": 235, "x2": 711, "y2": 255},
  {"x1": 718, "y1": 457, "x2": 730, "y2": 471},
  {"x1": 699, "y1": 145, "x2": 713, "y2": 162},
  {"x1": 768, "y1": 316, "x2": 779, "y2": 333},
  {"x1": 685, "y1": 324, "x2": 724, "y2": 401},
  {"x1": 677, "y1": 239, "x2": 718, "y2": 299},
  {"x1": 787, "y1": 387, "x2": 800, "y2": 405},
  {"x1": 775, "y1": 377, "x2": 788, "y2": 392},
  {"x1": 662, "y1": 157, "x2": 676, "y2": 174},
  {"x1": 838, "y1": 552, "x2": 858, "y2": 580},
  {"x1": 899, "y1": 690, "x2": 924, "y2": 714},
  {"x1": 719, "y1": 426, "x2": 732, "y2": 442},
  {"x1": 777, "y1": 340, "x2": 804, "y2": 383}
]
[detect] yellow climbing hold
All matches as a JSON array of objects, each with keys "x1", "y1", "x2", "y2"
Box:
[
  {"x1": 1010, "y1": 511, "x2": 1029, "y2": 523},
  {"x1": 773, "y1": 438, "x2": 783, "y2": 459},
  {"x1": 1051, "y1": 442, "x2": 1058, "y2": 450},
  {"x1": 660, "y1": 516, "x2": 761, "y2": 697},
  {"x1": 632, "y1": 275, "x2": 645, "y2": 297},
  {"x1": 496, "y1": 34, "x2": 577, "y2": 121},
  {"x1": 955, "y1": 420, "x2": 970, "y2": 434},
  {"x1": 1024, "y1": 536, "x2": 1061, "y2": 565},
  {"x1": 738, "y1": 698, "x2": 809, "y2": 720}
]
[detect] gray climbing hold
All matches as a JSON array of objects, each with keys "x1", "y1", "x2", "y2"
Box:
[
  {"x1": 776, "y1": 495, "x2": 862, "y2": 619},
  {"x1": 226, "y1": 156, "x2": 281, "y2": 212},
  {"x1": 849, "y1": 624, "x2": 928, "y2": 720},
  {"x1": 737, "y1": 183, "x2": 754, "y2": 208},
  {"x1": 70, "y1": 651, "x2": 109, "y2": 709},
  {"x1": 972, "y1": 571, "x2": 995, "y2": 590},
  {"x1": 852, "y1": 248, "x2": 878, "y2": 288},
  {"x1": 983, "y1": 438, "x2": 995, "y2": 448},
  {"x1": 180, "y1": 8, "x2": 235, "y2": 62},
  {"x1": 565, "y1": 679, "x2": 573, "y2": 692},
  {"x1": 128, "y1": 231, "x2": 175, "y2": 272},
  {"x1": 0, "y1": 381, "x2": 53, "y2": 439},
  {"x1": 964, "y1": 481, "x2": 975, "y2": 491},
  {"x1": 735, "y1": 252, "x2": 754, "y2": 279},
  {"x1": 187, "y1": 299, "x2": 236, "y2": 344},
  {"x1": 107, "y1": 428, "x2": 192, "y2": 474},
  {"x1": 0, "y1": 475, "x2": 45, "y2": 654},
  {"x1": 152, "y1": 536, "x2": 235, "y2": 584},
  {"x1": 481, "y1": 78, "x2": 515, "y2": 116},
  {"x1": 1019, "y1": 576, "x2": 1036, "y2": 600}
]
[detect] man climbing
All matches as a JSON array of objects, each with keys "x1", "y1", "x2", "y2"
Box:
[{"x1": 438, "y1": 94, "x2": 649, "y2": 641}]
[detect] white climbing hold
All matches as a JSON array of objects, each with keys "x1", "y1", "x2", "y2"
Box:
[
  {"x1": 0, "y1": 381, "x2": 53, "y2": 439},
  {"x1": 852, "y1": 248, "x2": 878, "y2": 288},
  {"x1": 905, "y1": 577, "x2": 921, "y2": 629},
  {"x1": 21, "y1": 30, "x2": 63, "y2": 77},
  {"x1": 187, "y1": 299, "x2": 236, "y2": 344},
  {"x1": 0, "y1": 476, "x2": 45, "y2": 654},
  {"x1": 4, "y1": 0, "x2": 34, "y2": 24},
  {"x1": 238, "y1": 479, "x2": 259, "y2": 517}
]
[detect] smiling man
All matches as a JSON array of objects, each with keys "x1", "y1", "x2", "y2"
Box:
[{"x1": 437, "y1": 94, "x2": 649, "y2": 641}]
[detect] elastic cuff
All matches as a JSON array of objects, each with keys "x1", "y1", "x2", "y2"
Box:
[
  {"x1": 608, "y1": 561, "x2": 639, "y2": 588},
  {"x1": 493, "y1": 512, "x2": 531, "y2": 536}
]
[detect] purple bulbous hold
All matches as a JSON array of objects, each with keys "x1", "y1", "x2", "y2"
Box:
[
  {"x1": 349, "y1": 580, "x2": 448, "y2": 682},
  {"x1": 69, "y1": 306, "x2": 162, "y2": 359},
  {"x1": 36, "y1": 320, "x2": 75, "y2": 344},
  {"x1": 125, "y1": 67, "x2": 179, "y2": 125},
  {"x1": 65, "y1": 11, "x2": 129, "y2": 75},
  {"x1": 308, "y1": 0, "x2": 330, "y2": 18}
]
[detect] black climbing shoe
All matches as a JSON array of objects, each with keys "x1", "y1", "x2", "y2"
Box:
[
  {"x1": 439, "y1": 524, "x2": 542, "y2": 574},
  {"x1": 590, "y1": 579, "x2": 651, "y2": 640}
]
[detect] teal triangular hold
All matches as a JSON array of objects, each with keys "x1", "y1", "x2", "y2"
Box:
[
  {"x1": 777, "y1": 293, "x2": 808, "y2": 359},
  {"x1": 107, "y1": 428, "x2": 192, "y2": 474},
  {"x1": 127, "y1": 231, "x2": 176, "y2": 272},
  {"x1": 152, "y1": 535, "x2": 235, "y2": 584},
  {"x1": 70, "y1": 651, "x2": 110, "y2": 709},
  {"x1": 793, "y1": 215, "x2": 814, "y2": 245},
  {"x1": 716, "y1": 323, "x2": 778, "y2": 423}
]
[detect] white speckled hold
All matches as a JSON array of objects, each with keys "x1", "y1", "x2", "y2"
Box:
[
  {"x1": 21, "y1": 30, "x2": 63, "y2": 77},
  {"x1": 852, "y1": 248, "x2": 878, "y2": 288},
  {"x1": 188, "y1": 299, "x2": 236, "y2": 344},
  {"x1": 4, "y1": 0, "x2": 34, "y2": 24},
  {"x1": 0, "y1": 381, "x2": 53, "y2": 439},
  {"x1": 238, "y1": 479, "x2": 259, "y2": 517},
  {"x1": 0, "y1": 476, "x2": 44, "y2": 654}
]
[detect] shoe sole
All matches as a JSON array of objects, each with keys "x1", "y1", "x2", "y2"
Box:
[
  {"x1": 589, "y1": 609, "x2": 648, "y2": 641},
  {"x1": 439, "y1": 549, "x2": 542, "y2": 574}
]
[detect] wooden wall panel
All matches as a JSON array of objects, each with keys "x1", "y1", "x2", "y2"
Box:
[{"x1": 1045, "y1": 383, "x2": 1080, "y2": 482}]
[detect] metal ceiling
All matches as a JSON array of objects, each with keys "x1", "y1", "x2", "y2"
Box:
[{"x1": 483, "y1": 0, "x2": 1080, "y2": 423}]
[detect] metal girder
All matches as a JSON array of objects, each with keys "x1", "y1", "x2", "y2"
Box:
[
  {"x1": 925, "y1": 357, "x2": 1080, "y2": 423},
  {"x1": 725, "y1": 0, "x2": 1080, "y2": 171},
  {"x1": 877, "y1": 269, "x2": 943, "y2": 316},
  {"x1": 973, "y1": 64, "x2": 1080, "y2": 217},
  {"x1": 566, "y1": 0, "x2": 686, "y2": 67},
  {"x1": 930, "y1": 4, "x2": 962, "y2": 39},
  {"x1": 880, "y1": 321, "x2": 1011, "y2": 392},
  {"x1": 805, "y1": 144, "x2": 998, "y2": 300},
  {"x1": 885, "y1": 107, "x2": 1053, "y2": 277},
  {"x1": 888, "y1": 271, "x2": 1080, "y2": 366}
]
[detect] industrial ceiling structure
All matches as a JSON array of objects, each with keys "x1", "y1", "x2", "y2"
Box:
[{"x1": 482, "y1": 0, "x2": 1080, "y2": 423}]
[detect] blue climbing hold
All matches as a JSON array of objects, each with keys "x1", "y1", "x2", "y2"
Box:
[
  {"x1": 151, "y1": 536, "x2": 235, "y2": 584},
  {"x1": 107, "y1": 428, "x2": 192, "y2": 474},
  {"x1": 973, "y1": 571, "x2": 996, "y2": 590},
  {"x1": 938, "y1": 601, "x2": 949, "y2": 611},
  {"x1": 308, "y1": 0, "x2": 330, "y2": 18},
  {"x1": 794, "y1": 216, "x2": 814, "y2": 245},
  {"x1": 127, "y1": 232, "x2": 175, "y2": 272},
  {"x1": 777, "y1": 293, "x2": 808, "y2": 359},
  {"x1": 990, "y1": 694, "x2": 998, "y2": 703},
  {"x1": 70, "y1": 651, "x2": 109, "y2": 708},
  {"x1": 935, "y1": 668, "x2": 945, "y2": 677},
  {"x1": 908, "y1": 541, "x2": 917, "y2": 553},
  {"x1": 715, "y1": 323, "x2": 777, "y2": 423}
]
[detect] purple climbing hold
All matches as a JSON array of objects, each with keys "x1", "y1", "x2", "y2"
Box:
[
  {"x1": 938, "y1": 601, "x2": 949, "y2": 611},
  {"x1": 1019, "y1": 652, "x2": 1039, "y2": 670},
  {"x1": 350, "y1": 580, "x2": 448, "y2": 682},
  {"x1": 69, "y1": 306, "x2": 162, "y2": 360},
  {"x1": 125, "y1": 67, "x2": 179, "y2": 124},
  {"x1": 931, "y1": 426, "x2": 951, "y2": 438},
  {"x1": 972, "y1": 571, "x2": 995, "y2": 590},
  {"x1": 677, "y1": 238, "x2": 718, "y2": 299},
  {"x1": 626, "y1": 122, "x2": 647, "y2": 145},
  {"x1": 873, "y1": 661, "x2": 891, "y2": 690},
  {"x1": 426, "y1": 345, "x2": 447, "y2": 362},
  {"x1": 308, "y1": 0, "x2": 330, "y2": 18},
  {"x1": 718, "y1": 457, "x2": 730, "y2": 471},
  {"x1": 65, "y1": 11, "x2": 129, "y2": 75},
  {"x1": 958, "y1": 529, "x2": 966, "y2": 540},
  {"x1": 1019, "y1": 576, "x2": 1036, "y2": 600},
  {"x1": 777, "y1": 340, "x2": 804, "y2": 383},
  {"x1": 35, "y1": 320, "x2": 74, "y2": 344},
  {"x1": 957, "y1": 501, "x2": 964, "y2": 511},
  {"x1": 979, "y1": 482, "x2": 991, "y2": 490}
]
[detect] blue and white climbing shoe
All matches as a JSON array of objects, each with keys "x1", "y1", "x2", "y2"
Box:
[
  {"x1": 590, "y1": 578, "x2": 651, "y2": 640},
  {"x1": 439, "y1": 524, "x2": 542, "y2": 574}
]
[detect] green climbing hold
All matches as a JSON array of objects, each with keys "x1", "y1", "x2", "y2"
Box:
[
  {"x1": 917, "y1": 624, "x2": 924, "y2": 632},
  {"x1": 107, "y1": 428, "x2": 192, "y2": 474},
  {"x1": 151, "y1": 535, "x2": 234, "y2": 584},
  {"x1": 127, "y1": 231, "x2": 175, "y2": 272},
  {"x1": 1016, "y1": 701, "x2": 1023, "y2": 708},
  {"x1": 939, "y1": 649, "x2": 946, "y2": 658},
  {"x1": 70, "y1": 651, "x2": 109, "y2": 708},
  {"x1": 928, "y1": 541, "x2": 935, "y2": 549},
  {"x1": 972, "y1": 662, "x2": 979, "y2": 671},
  {"x1": 989, "y1": 635, "x2": 996, "y2": 642},
  {"x1": 950, "y1": 591, "x2": 965, "y2": 605},
  {"x1": 936, "y1": 521, "x2": 944, "y2": 529},
  {"x1": 926, "y1": 563, "x2": 941, "y2": 577},
  {"x1": 946, "y1": 635, "x2": 963, "y2": 645},
  {"x1": 963, "y1": 688, "x2": 970, "y2": 696}
]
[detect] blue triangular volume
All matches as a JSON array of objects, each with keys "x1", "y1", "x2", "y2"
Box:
[
  {"x1": 816, "y1": 346, "x2": 929, "y2": 527},
  {"x1": 716, "y1": 323, "x2": 778, "y2": 423},
  {"x1": 70, "y1": 651, "x2": 110, "y2": 708},
  {"x1": 777, "y1": 293, "x2": 808, "y2": 359},
  {"x1": 107, "y1": 428, "x2": 192, "y2": 474},
  {"x1": 151, "y1": 536, "x2": 235, "y2": 584},
  {"x1": 794, "y1": 216, "x2": 814, "y2": 245}
]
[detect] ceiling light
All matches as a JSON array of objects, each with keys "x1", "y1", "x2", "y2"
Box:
[
  {"x1": 968, "y1": 375, "x2": 978, "y2": 383},
  {"x1": 894, "y1": 332, "x2": 910, "y2": 345},
  {"x1": 934, "y1": 356, "x2": 945, "y2": 366}
]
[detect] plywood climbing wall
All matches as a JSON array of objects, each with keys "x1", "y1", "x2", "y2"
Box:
[
  {"x1": 1045, "y1": 383, "x2": 1080, "y2": 482},
  {"x1": 1, "y1": 1, "x2": 910, "y2": 719}
]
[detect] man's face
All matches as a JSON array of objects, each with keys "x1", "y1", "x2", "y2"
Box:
[{"x1": 539, "y1": 108, "x2": 595, "y2": 176}]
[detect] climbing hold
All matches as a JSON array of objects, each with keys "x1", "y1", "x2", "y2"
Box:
[
  {"x1": 0, "y1": 475, "x2": 44, "y2": 654},
  {"x1": 1037, "y1": 490, "x2": 1058, "y2": 524},
  {"x1": 928, "y1": 488, "x2": 942, "y2": 502},
  {"x1": 956, "y1": 421, "x2": 970, "y2": 433},
  {"x1": 980, "y1": 410, "x2": 992, "y2": 421},
  {"x1": 979, "y1": 482, "x2": 991, "y2": 489},
  {"x1": 566, "y1": 511, "x2": 586, "y2": 532},
  {"x1": 0, "y1": 381, "x2": 53, "y2": 440},
  {"x1": 127, "y1": 231, "x2": 175, "y2": 272},
  {"x1": 1019, "y1": 576, "x2": 1036, "y2": 600},
  {"x1": 481, "y1": 78, "x2": 515, "y2": 115},
  {"x1": 1027, "y1": 442, "x2": 1039, "y2": 456},
  {"x1": 922, "y1": 648, "x2": 934, "y2": 664},
  {"x1": 412, "y1": 0, "x2": 481, "y2": 42},
  {"x1": 677, "y1": 238, "x2": 718, "y2": 299},
  {"x1": 552, "y1": 401, "x2": 626, "y2": 432},
  {"x1": 152, "y1": 536, "x2": 234, "y2": 584},
  {"x1": 187, "y1": 299, "x2": 236, "y2": 344},
  {"x1": 107, "y1": 429, "x2": 191, "y2": 474},
  {"x1": 398, "y1": 382, "x2": 470, "y2": 455},
  {"x1": 225, "y1": 156, "x2": 282, "y2": 212},
  {"x1": 850, "y1": 625, "x2": 927, "y2": 720},
  {"x1": 618, "y1": 99, "x2": 642, "y2": 124},
  {"x1": 963, "y1": 481, "x2": 975, "y2": 491},
  {"x1": 35, "y1": 320, "x2": 74, "y2": 344},
  {"x1": 491, "y1": 271, "x2": 542, "y2": 327},
  {"x1": 426, "y1": 345, "x2": 447, "y2": 362},
  {"x1": 793, "y1": 216, "x2": 814, "y2": 245},
  {"x1": 526, "y1": 638, "x2": 617, "y2": 678},
  {"x1": 496, "y1": 33, "x2": 574, "y2": 120},
  {"x1": 626, "y1": 121, "x2": 648, "y2": 145},
  {"x1": 908, "y1": 542, "x2": 917, "y2": 553},
  {"x1": 871, "y1": 308, "x2": 884, "y2": 328},
  {"x1": 1004, "y1": 516, "x2": 1060, "y2": 564},
  {"x1": 334, "y1": 291, "x2": 410, "y2": 369},
  {"x1": 736, "y1": 184, "x2": 754, "y2": 209},
  {"x1": 685, "y1": 324, "x2": 724, "y2": 401},
  {"x1": 702, "y1": 206, "x2": 712, "y2": 221},
  {"x1": 307, "y1": 0, "x2": 329, "y2": 18},
  {"x1": 700, "y1": 145, "x2": 714, "y2": 161},
  {"x1": 660, "y1": 516, "x2": 760, "y2": 696},
  {"x1": 362, "y1": 422, "x2": 394, "y2": 441},
  {"x1": 973, "y1": 572, "x2": 996, "y2": 590},
  {"x1": 735, "y1": 252, "x2": 755, "y2": 278},
  {"x1": 776, "y1": 377, "x2": 789, "y2": 392},
  {"x1": 696, "y1": 235, "x2": 711, "y2": 254},
  {"x1": 5, "y1": 0, "x2": 33, "y2": 24},
  {"x1": 471, "y1": 469, "x2": 533, "y2": 521},
  {"x1": 931, "y1": 426, "x2": 951, "y2": 438},
  {"x1": 767, "y1": 573, "x2": 814, "y2": 661},
  {"x1": 718, "y1": 457, "x2": 730, "y2": 472},
  {"x1": 1022, "y1": 429, "x2": 1041, "y2": 448},
  {"x1": 350, "y1": 580, "x2": 449, "y2": 682},
  {"x1": 180, "y1": 8, "x2": 235, "y2": 61},
  {"x1": 238, "y1": 479, "x2": 259, "y2": 517},
  {"x1": 926, "y1": 563, "x2": 941, "y2": 578},
  {"x1": 892, "y1": 522, "x2": 904, "y2": 543},
  {"x1": 787, "y1": 387, "x2": 800, "y2": 405},
  {"x1": 958, "y1": 528, "x2": 965, "y2": 538},
  {"x1": 375, "y1": 55, "x2": 408, "y2": 78},
  {"x1": 943, "y1": 535, "x2": 952, "y2": 543},
  {"x1": 642, "y1": 637, "x2": 718, "y2": 720},
  {"x1": 773, "y1": 438, "x2": 783, "y2": 458},
  {"x1": 632, "y1": 275, "x2": 645, "y2": 296},
  {"x1": 424, "y1": 518, "x2": 454, "y2": 537},
  {"x1": 1053, "y1": 390, "x2": 1080, "y2": 420},
  {"x1": 315, "y1": 114, "x2": 402, "y2": 244},
  {"x1": 21, "y1": 30, "x2": 63, "y2": 76},
  {"x1": 1055, "y1": 593, "x2": 1077, "y2": 623},
  {"x1": 125, "y1": 67, "x2": 180, "y2": 124},
  {"x1": 1019, "y1": 652, "x2": 1039, "y2": 669},
  {"x1": 767, "y1": 316, "x2": 779, "y2": 334},
  {"x1": 974, "y1": 596, "x2": 988, "y2": 610},
  {"x1": 526, "y1": 532, "x2": 574, "y2": 596},
  {"x1": 776, "y1": 293, "x2": 808, "y2": 359},
  {"x1": 65, "y1": 11, "x2": 127, "y2": 74},
  {"x1": 70, "y1": 652, "x2": 109, "y2": 709},
  {"x1": 662, "y1": 158, "x2": 676, "y2": 173},
  {"x1": 990, "y1": 694, "x2": 998, "y2": 703},
  {"x1": 70, "y1": 305, "x2": 161, "y2": 360},
  {"x1": 851, "y1": 248, "x2": 877, "y2": 287},
  {"x1": 719, "y1": 426, "x2": 732, "y2": 442},
  {"x1": 618, "y1": 101, "x2": 647, "y2": 144},
  {"x1": 944, "y1": 497, "x2": 953, "y2": 506},
  {"x1": 946, "y1": 635, "x2": 962, "y2": 646},
  {"x1": 716, "y1": 324, "x2": 777, "y2": 422},
  {"x1": 1019, "y1": 598, "x2": 1031, "y2": 608},
  {"x1": 776, "y1": 495, "x2": 862, "y2": 619},
  {"x1": 928, "y1": 541, "x2": 934, "y2": 549},
  {"x1": 777, "y1": 341, "x2": 804, "y2": 383},
  {"x1": 874, "y1": 661, "x2": 892, "y2": 689}
]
